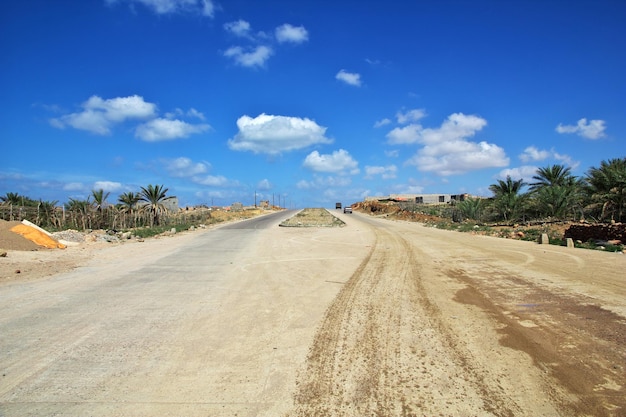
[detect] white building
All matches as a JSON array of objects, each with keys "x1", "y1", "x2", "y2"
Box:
[{"x1": 365, "y1": 193, "x2": 470, "y2": 204}]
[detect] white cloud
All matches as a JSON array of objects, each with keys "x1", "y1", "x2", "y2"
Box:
[
  {"x1": 519, "y1": 146, "x2": 579, "y2": 168},
  {"x1": 385, "y1": 149, "x2": 399, "y2": 158},
  {"x1": 192, "y1": 175, "x2": 231, "y2": 187},
  {"x1": 394, "y1": 182, "x2": 425, "y2": 194},
  {"x1": 303, "y1": 149, "x2": 359, "y2": 174},
  {"x1": 107, "y1": 0, "x2": 215, "y2": 17},
  {"x1": 374, "y1": 118, "x2": 391, "y2": 128},
  {"x1": 257, "y1": 179, "x2": 272, "y2": 190},
  {"x1": 403, "y1": 185, "x2": 425, "y2": 194},
  {"x1": 275, "y1": 23, "x2": 309, "y2": 44},
  {"x1": 224, "y1": 19, "x2": 252, "y2": 38},
  {"x1": 296, "y1": 175, "x2": 353, "y2": 189},
  {"x1": 49, "y1": 95, "x2": 211, "y2": 142},
  {"x1": 200, "y1": 0, "x2": 215, "y2": 17},
  {"x1": 228, "y1": 113, "x2": 332, "y2": 154},
  {"x1": 388, "y1": 113, "x2": 509, "y2": 175},
  {"x1": 335, "y1": 69, "x2": 362, "y2": 87},
  {"x1": 63, "y1": 182, "x2": 85, "y2": 191},
  {"x1": 364, "y1": 165, "x2": 397, "y2": 180},
  {"x1": 497, "y1": 166, "x2": 539, "y2": 181},
  {"x1": 519, "y1": 146, "x2": 550, "y2": 162},
  {"x1": 186, "y1": 108, "x2": 205, "y2": 120},
  {"x1": 162, "y1": 157, "x2": 209, "y2": 177},
  {"x1": 408, "y1": 140, "x2": 509, "y2": 176},
  {"x1": 84, "y1": 95, "x2": 157, "y2": 121},
  {"x1": 157, "y1": 158, "x2": 236, "y2": 187},
  {"x1": 386, "y1": 124, "x2": 423, "y2": 144},
  {"x1": 396, "y1": 108, "x2": 426, "y2": 124},
  {"x1": 93, "y1": 181, "x2": 124, "y2": 193},
  {"x1": 222, "y1": 22, "x2": 306, "y2": 69},
  {"x1": 556, "y1": 118, "x2": 606, "y2": 139},
  {"x1": 296, "y1": 179, "x2": 310, "y2": 189},
  {"x1": 165, "y1": 107, "x2": 206, "y2": 120},
  {"x1": 224, "y1": 45, "x2": 273, "y2": 68},
  {"x1": 135, "y1": 118, "x2": 210, "y2": 141},
  {"x1": 50, "y1": 95, "x2": 157, "y2": 135},
  {"x1": 553, "y1": 151, "x2": 579, "y2": 169}
]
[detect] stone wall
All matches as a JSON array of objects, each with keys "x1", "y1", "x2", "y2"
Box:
[{"x1": 564, "y1": 223, "x2": 626, "y2": 243}]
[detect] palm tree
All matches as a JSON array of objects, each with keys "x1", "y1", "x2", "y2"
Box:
[
  {"x1": 90, "y1": 189, "x2": 111, "y2": 229},
  {"x1": 533, "y1": 186, "x2": 576, "y2": 219},
  {"x1": 118, "y1": 191, "x2": 141, "y2": 228},
  {"x1": 118, "y1": 192, "x2": 140, "y2": 212},
  {"x1": 90, "y1": 189, "x2": 110, "y2": 212},
  {"x1": 529, "y1": 165, "x2": 583, "y2": 219},
  {"x1": 1, "y1": 193, "x2": 39, "y2": 221},
  {"x1": 1, "y1": 192, "x2": 36, "y2": 207},
  {"x1": 139, "y1": 184, "x2": 174, "y2": 226},
  {"x1": 488, "y1": 176, "x2": 528, "y2": 222},
  {"x1": 456, "y1": 197, "x2": 484, "y2": 221},
  {"x1": 37, "y1": 199, "x2": 59, "y2": 229},
  {"x1": 1, "y1": 192, "x2": 21, "y2": 205},
  {"x1": 584, "y1": 158, "x2": 626, "y2": 222},
  {"x1": 529, "y1": 164, "x2": 575, "y2": 191},
  {"x1": 65, "y1": 198, "x2": 92, "y2": 230}
]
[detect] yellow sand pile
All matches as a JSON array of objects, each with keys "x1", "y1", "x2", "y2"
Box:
[{"x1": 10, "y1": 224, "x2": 66, "y2": 249}]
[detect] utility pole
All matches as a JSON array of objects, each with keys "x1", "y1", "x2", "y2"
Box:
[{"x1": 254, "y1": 190, "x2": 257, "y2": 208}]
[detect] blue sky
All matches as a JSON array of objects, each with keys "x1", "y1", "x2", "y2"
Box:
[{"x1": 1, "y1": 0, "x2": 624, "y2": 209}]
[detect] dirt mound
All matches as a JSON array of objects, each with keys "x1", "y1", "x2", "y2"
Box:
[
  {"x1": 353, "y1": 201, "x2": 442, "y2": 223},
  {"x1": 0, "y1": 220, "x2": 41, "y2": 251},
  {"x1": 280, "y1": 208, "x2": 345, "y2": 227}
]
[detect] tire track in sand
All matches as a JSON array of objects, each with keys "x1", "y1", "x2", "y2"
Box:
[{"x1": 290, "y1": 226, "x2": 515, "y2": 417}]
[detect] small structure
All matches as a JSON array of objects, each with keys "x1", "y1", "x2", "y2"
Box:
[
  {"x1": 365, "y1": 193, "x2": 470, "y2": 205},
  {"x1": 162, "y1": 197, "x2": 179, "y2": 212}
]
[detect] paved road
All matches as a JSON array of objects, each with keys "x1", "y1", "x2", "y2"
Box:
[{"x1": 0, "y1": 209, "x2": 371, "y2": 416}]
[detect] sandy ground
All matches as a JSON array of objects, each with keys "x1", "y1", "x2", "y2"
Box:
[{"x1": 1, "y1": 211, "x2": 625, "y2": 416}]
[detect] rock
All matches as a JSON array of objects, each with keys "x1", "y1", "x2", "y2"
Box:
[
  {"x1": 516, "y1": 231, "x2": 525, "y2": 239},
  {"x1": 120, "y1": 231, "x2": 132, "y2": 240},
  {"x1": 84, "y1": 234, "x2": 97, "y2": 243},
  {"x1": 0, "y1": 251, "x2": 7, "y2": 257}
]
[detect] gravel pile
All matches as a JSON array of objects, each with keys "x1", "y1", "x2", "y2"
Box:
[{"x1": 52, "y1": 229, "x2": 85, "y2": 243}]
